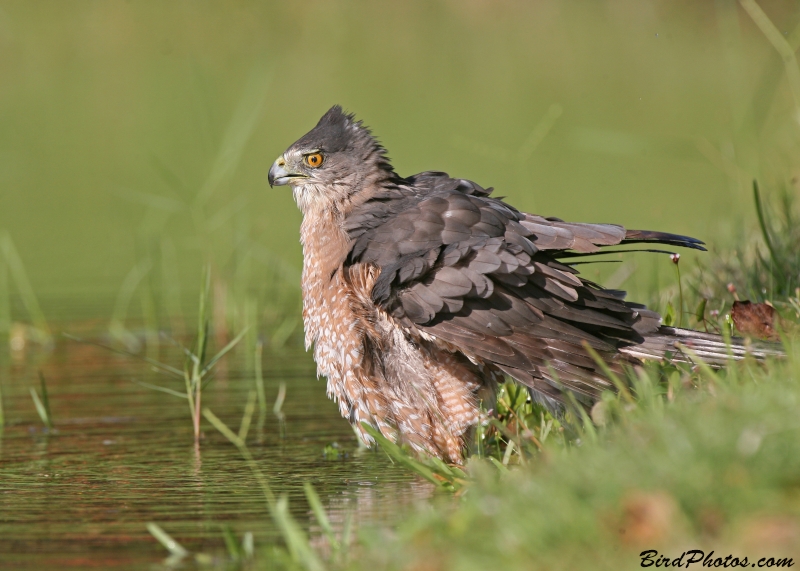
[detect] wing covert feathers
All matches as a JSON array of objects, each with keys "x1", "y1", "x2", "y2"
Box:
[{"x1": 343, "y1": 171, "x2": 712, "y2": 406}]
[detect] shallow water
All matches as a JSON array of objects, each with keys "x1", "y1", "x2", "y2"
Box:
[{"x1": 0, "y1": 320, "x2": 428, "y2": 569}]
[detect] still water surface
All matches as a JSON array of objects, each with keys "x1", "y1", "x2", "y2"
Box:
[{"x1": 0, "y1": 315, "x2": 427, "y2": 569}]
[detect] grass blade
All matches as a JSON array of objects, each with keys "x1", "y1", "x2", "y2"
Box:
[
  {"x1": 201, "y1": 326, "x2": 249, "y2": 376},
  {"x1": 193, "y1": 268, "x2": 211, "y2": 380},
  {"x1": 273, "y1": 496, "x2": 326, "y2": 571},
  {"x1": 202, "y1": 408, "x2": 275, "y2": 505},
  {"x1": 0, "y1": 258, "x2": 7, "y2": 438},
  {"x1": 501, "y1": 439, "x2": 516, "y2": 466},
  {"x1": 37, "y1": 371, "x2": 51, "y2": 422},
  {"x1": 565, "y1": 391, "x2": 597, "y2": 443},
  {"x1": 146, "y1": 523, "x2": 189, "y2": 558},
  {"x1": 238, "y1": 390, "x2": 257, "y2": 441},
  {"x1": 129, "y1": 379, "x2": 188, "y2": 399},
  {"x1": 108, "y1": 260, "x2": 151, "y2": 350},
  {"x1": 675, "y1": 342, "x2": 722, "y2": 384},
  {"x1": 29, "y1": 387, "x2": 52, "y2": 429},
  {"x1": 581, "y1": 341, "x2": 634, "y2": 404},
  {"x1": 740, "y1": 0, "x2": 800, "y2": 113},
  {"x1": 203, "y1": 407, "x2": 327, "y2": 571},
  {"x1": 752, "y1": 180, "x2": 785, "y2": 280},
  {"x1": 304, "y1": 482, "x2": 340, "y2": 551},
  {"x1": 361, "y1": 423, "x2": 459, "y2": 490},
  {"x1": 0, "y1": 256, "x2": 9, "y2": 337},
  {"x1": 255, "y1": 340, "x2": 267, "y2": 420},
  {"x1": 221, "y1": 525, "x2": 241, "y2": 560},
  {"x1": 242, "y1": 532, "x2": 254, "y2": 559},
  {"x1": 159, "y1": 331, "x2": 195, "y2": 361},
  {"x1": 204, "y1": 407, "x2": 243, "y2": 446},
  {"x1": 341, "y1": 510, "x2": 354, "y2": 563},
  {"x1": 0, "y1": 232, "x2": 50, "y2": 342},
  {"x1": 273, "y1": 381, "x2": 286, "y2": 418},
  {"x1": 516, "y1": 102, "x2": 563, "y2": 160},
  {"x1": 274, "y1": 380, "x2": 286, "y2": 437},
  {"x1": 489, "y1": 456, "x2": 511, "y2": 473}
]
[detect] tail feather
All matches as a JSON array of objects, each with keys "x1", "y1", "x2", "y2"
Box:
[
  {"x1": 517, "y1": 327, "x2": 783, "y2": 416},
  {"x1": 622, "y1": 229, "x2": 707, "y2": 252},
  {"x1": 556, "y1": 229, "x2": 707, "y2": 262},
  {"x1": 620, "y1": 326, "x2": 784, "y2": 366}
]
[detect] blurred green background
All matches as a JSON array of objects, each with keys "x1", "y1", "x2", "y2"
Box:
[{"x1": 1, "y1": 0, "x2": 799, "y2": 319}]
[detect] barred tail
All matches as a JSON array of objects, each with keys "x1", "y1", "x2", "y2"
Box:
[{"x1": 620, "y1": 326, "x2": 784, "y2": 366}]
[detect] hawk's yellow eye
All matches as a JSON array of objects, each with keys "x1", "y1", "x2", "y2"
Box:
[{"x1": 304, "y1": 152, "x2": 324, "y2": 168}]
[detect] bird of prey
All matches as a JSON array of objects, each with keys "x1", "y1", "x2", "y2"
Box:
[{"x1": 268, "y1": 106, "x2": 751, "y2": 462}]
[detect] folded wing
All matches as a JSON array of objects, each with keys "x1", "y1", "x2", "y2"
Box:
[{"x1": 344, "y1": 171, "x2": 704, "y2": 406}]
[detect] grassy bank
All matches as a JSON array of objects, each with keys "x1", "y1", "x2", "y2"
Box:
[
  {"x1": 351, "y1": 351, "x2": 800, "y2": 571},
  {"x1": 343, "y1": 187, "x2": 800, "y2": 570}
]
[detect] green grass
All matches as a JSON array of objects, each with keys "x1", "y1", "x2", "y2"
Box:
[
  {"x1": 688, "y1": 181, "x2": 800, "y2": 340},
  {"x1": 29, "y1": 371, "x2": 53, "y2": 430},
  {"x1": 351, "y1": 350, "x2": 800, "y2": 571}
]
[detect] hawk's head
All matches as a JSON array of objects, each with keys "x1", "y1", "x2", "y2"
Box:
[{"x1": 269, "y1": 106, "x2": 396, "y2": 214}]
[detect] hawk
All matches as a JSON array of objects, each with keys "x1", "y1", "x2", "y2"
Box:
[{"x1": 268, "y1": 106, "x2": 742, "y2": 462}]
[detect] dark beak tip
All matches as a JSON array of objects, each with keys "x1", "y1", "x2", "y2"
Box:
[{"x1": 268, "y1": 159, "x2": 291, "y2": 188}]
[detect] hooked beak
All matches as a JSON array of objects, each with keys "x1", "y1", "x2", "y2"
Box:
[{"x1": 268, "y1": 156, "x2": 306, "y2": 187}]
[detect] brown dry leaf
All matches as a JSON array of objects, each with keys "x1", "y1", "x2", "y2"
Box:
[
  {"x1": 618, "y1": 490, "x2": 677, "y2": 546},
  {"x1": 731, "y1": 300, "x2": 779, "y2": 341}
]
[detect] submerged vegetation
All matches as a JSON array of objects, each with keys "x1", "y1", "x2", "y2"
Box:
[{"x1": 67, "y1": 269, "x2": 249, "y2": 442}]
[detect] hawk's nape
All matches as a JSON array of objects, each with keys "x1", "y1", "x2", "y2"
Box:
[{"x1": 269, "y1": 105, "x2": 777, "y2": 463}]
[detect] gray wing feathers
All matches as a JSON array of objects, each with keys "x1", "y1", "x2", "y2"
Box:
[
  {"x1": 520, "y1": 215, "x2": 627, "y2": 253},
  {"x1": 344, "y1": 171, "x2": 703, "y2": 406}
]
